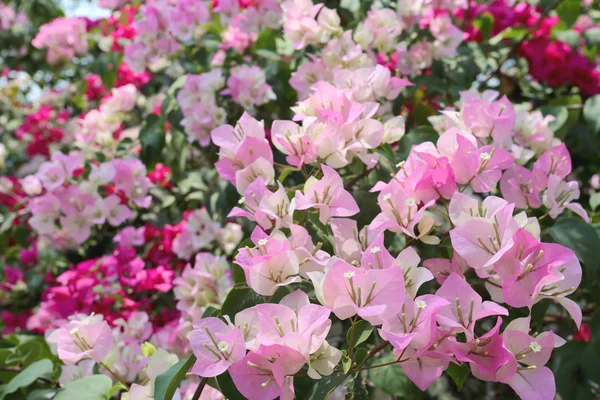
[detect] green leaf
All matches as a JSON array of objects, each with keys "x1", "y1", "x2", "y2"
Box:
[
  {"x1": 220, "y1": 287, "x2": 265, "y2": 320},
  {"x1": 346, "y1": 374, "x2": 369, "y2": 400},
  {"x1": 342, "y1": 352, "x2": 352, "y2": 374},
  {"x1": 473, "y1": 13, "x2": 494, "y2": 41},
  {"x1": 26, "y1": 388, "x2": 56, "y2": 400},
  {"x1": 554, "y1": 29, "x2": 579, "y2": 47},
  {"x1": 154, "y1": 355, "x2": 197, "y2": 400},
  {"x1": 584, "y1": 27, "x2": 600, "y2": 47},
  {"x1": 346, "y1": 320, "x2": 373, "y2": 349},
  {"x1": 553, "y1": 341, "x2": 600, "y2": 399},
  {"x1": 140, "y1": 114, "x2": 166, "y2": 169},
  {"x1": 278, "y1": 167, "x2": 296, "y2": 183},
  {"x1": 0, "y1": 360, "x2": 53, "y2": 400},
  {"x1": 446, "y1": 363, "x2": 470, "y2": 391},
  {"x1": 590, "y1": 193, "x2": 600, "y2": 211},
  {"x1": 556, "y1": 0, "x2": 581, "y2": 27},
  {"x1": 549, "y1": 94, "x2": 582, "y2": 140},
  {"x1": 584, "y1": 95, "x2": 600, "y2": 135},
  {"x1": 216, "y1": 372, "x2": 245, "y2": 400},
  {"x1": 538, "y1": 105, "x2": 568, "y2": 133},
  {"x1": 294, "y1": 372, "x2": 348, "y2": 400},
  {"x1": 53, "y1": 375, "x2": 112, "y2": 400},
  {"x1": 549, "y1": 218, "x2": 600, "y2": 278},
  {"x1": 368, "y1": 354, "x2": 422, "y2": 399},
  {"x1": 353, "y1": 348, "x2": 369, "y2": 367},
  {"x1": 106, "y1": 383, "x2": 127, "y2": 399}
]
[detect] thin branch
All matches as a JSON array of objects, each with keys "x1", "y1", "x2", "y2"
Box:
[{"x1": 192, "y1": 377, "x2": 208, "y2": 400}]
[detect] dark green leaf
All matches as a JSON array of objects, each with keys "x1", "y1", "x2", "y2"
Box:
[
  {"x1": 140, "y1": 114, "x2": 166, "y2": 169},
  {"x1": 216, "y1": 372, "x2": 245, "y2": 400},
  {"x1": 346, "y1": 320, "x2": 373, "y2": 349},
  {"x1": 294, "y1": 372, "x2": 347, "y2": 400},
  {"x1": 220, "y1": 287, "x2": 264, "y2": 319},
  {"x1": 556, "y1": 0, "x2": 581, "y2": 27},
  {"x1": 368, "y1": 354, "x2": 422, "y2": 399},
  {"x1": 353, "y1": 348, "x2": 369, "y2": 367},
  {"x1": 549, "y1": 217, "x2": 600, "y2": 278},
  {"x1": 446, "y1": 363, "x2": 470, "y2": 391},
  {"x1": 0, "y1": 360, "x2": 53, "y2": 400},
  {"x1": 154, "y1": 355, "x2": 197, "y2": 400}
]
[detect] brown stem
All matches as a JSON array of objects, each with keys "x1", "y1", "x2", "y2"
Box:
[{"x1": 192, "y1": 377, "x2": 208, "y2": 400}]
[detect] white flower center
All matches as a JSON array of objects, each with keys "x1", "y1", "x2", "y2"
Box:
[
  {"x1": 343, "y1": 271, "x2": 356, "y2": 279},
  {"x1": 383, "y1": 193, "x2": 392, "y2": 201},
  {"x1": 370, "y1": 246, "x2": 380, "y2": 254},
  {"x1": 238, "y1": 197, "x2": 246, "y2": 205},
  {"x1": 416, "y1": 300, "x2": 427, "y2": 309},
  {"x1": 405, "y1": 198, "x2": 416, "y2": 206},
  {"x1": 218, "y1": 341, "x2": 230, "y2": 352},
  {"x1": 529, "y1": 341, "x2": 542, "y2": 353},
  {"x1": 257, "y1": 239, "x2": 268, "y2": 246},
  {"x1": 480, "y1": 152, "x2": 491, "y2": 161}
]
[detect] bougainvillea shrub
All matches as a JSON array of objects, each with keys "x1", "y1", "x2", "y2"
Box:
[{"x1": 1, "y1": 0, "x2": 600, "y2": 399}]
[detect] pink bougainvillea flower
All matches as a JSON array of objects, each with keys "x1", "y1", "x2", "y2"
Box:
[
  {"x1": 371, "y1": 180, "x2": 435, "y2": 238},
  {"x1": 502, "y1": 330, "x2": 556, "y2": 400},
  {"x1": 532, "y1": 143, "x2": 571, "y2": 189},
  {"x1": 450, "y1": 135, "x2": 514, "y2": 192},
  {"x1": 449, "y1": 201, "x2": 520, "y2": 270},
  {"x1": 394, "y1": 246, "x2": 433, "y2": 298},
  {"x1": 330, "y1": 218, "x2": 383, "y2": 264},
  {"x1": 542, "y1": 174, "x2": 589, "y2": 222},
  {"x1": 499, "y1": 164, "x2": 542, "y2": 209},
  {"x1": 189, "y1": 317, "x2": 246, "y2": 377},
  {"x1": 360, "y1": 233, "x2": 395, "y2": 270},
  {"x1": 212, "y1": 113, "x2": 273, "y2": 187},
  {"x1": 255, "y1": 291, "x2": 331, "y2": 356},
  {"x1": 435, "y1": 273, "x2": 508, "y2": 340},
  {"x1": 47, "y1": 314, "x2": 113, "y2": 365},
  {"x1": 380, "y1": 294, "x2": 450, "y2": 354},
  {"x1": 462, "y1": 95, "x2": 516, "y2": 146},
  {"x1": 399, "y1": 344, "x2": 453, "y2": 391},
  {"x1": 452, "y1": 318, "x2": 512, "y2": 378},
  {"x1": 423, "y1": 253, "x2": 470, "y2": 285},
  {"x1": 286, "y1": 224, "x2": 330, "y2": 276},
  {"x1": 271, "y1": 120, "x2": 318, "y2": 168},
  {"x1": 321, "y1": 258, "x2": 405, "y2": 324},
  {"x1": 489, "y1": 229, "x2": 582, "y2": 326},
  {"x1": 294, "y1": 165, "x2": 359, "y2": 224},
  {"x1": 234, "y1": 228, "x2": 301, "y2": 296},
  {"x1": 229, "y1": 344, "x2": 306, "y2": 400},
  {"x1": 229, "y1": 178, "x2": 295, "y2": 230}
]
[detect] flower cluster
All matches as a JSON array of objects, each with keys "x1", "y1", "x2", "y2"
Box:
[
  {"x1": 32, "y1": 17, "x2": 89, "y2": 64},
  {"x1": 176, "y1": 70, "x2": 227, "y2": 146},
  {"x1": 76, "y1": 84, "x2": 138, "y2": 154},
  {"x1": 15, "y1": 105, "x2": 70, "y2": 157},
  {"x1": 27, "y1": 252, "x2": 175, "y2": 333},
  {"x1": 196, "y1": 84, "x2": 586, "y2": 399},
  {"x1": 0, "y1": 3, "x2": 28, "y2": 31},
  {"x1": 462, "y1": 0, "x2": 600, "y2": 96},
  {"x1": 28, "y1": 151, "x2": 152, "y2": 246},
  {"x1": 123, "y1": 0, "x2": 210, "y2": 73}
]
